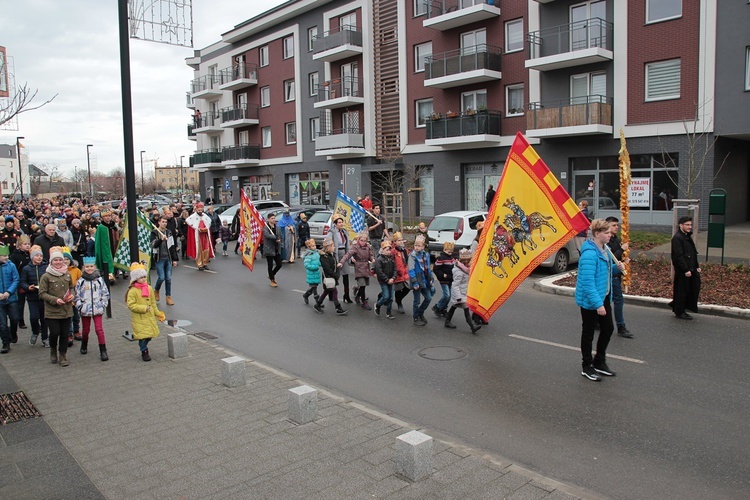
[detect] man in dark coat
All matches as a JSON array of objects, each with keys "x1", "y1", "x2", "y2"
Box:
[
  {"x1": 670, "y1": 216, "x2": 701, "y2": 320},
  {"x1": 486, "y1": 185, "x2": 496, "y2": 210},
  {"x1": 0, "y1": 216, "x2": 21, "y2": 252},
  {"x1": 33, "y1": 224, "x2": 65, "y2": 261},
  {"x1": 295, "y1": 213, "x2": 310, "y2": 258}
]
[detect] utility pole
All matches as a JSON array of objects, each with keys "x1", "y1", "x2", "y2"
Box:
[
  {"x1": 140, "y1": 150, "x2": 145, "y2": 196},
  {"x1": 86, "y1": 144, "x2": 94, "y2": 199},
  {"x1": 180, "y1": 155, "x2": 185, "y2": 201}
]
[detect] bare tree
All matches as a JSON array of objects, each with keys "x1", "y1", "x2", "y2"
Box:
[{"x1": 0, "y1": 83, "x2": 57, "y2": 128}]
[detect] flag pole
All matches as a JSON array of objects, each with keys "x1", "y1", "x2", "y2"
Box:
[{"x1": 618, "y1": 129, "x2": 632, "y2": 292}]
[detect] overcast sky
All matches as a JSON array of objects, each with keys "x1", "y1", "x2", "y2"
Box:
[{"x1": 0, "y1": 0, "x2": 286, "y2": 178}]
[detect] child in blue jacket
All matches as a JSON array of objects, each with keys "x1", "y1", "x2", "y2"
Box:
[{"x1": 301, "y1": 239, "x2": 321, "y2": 305}]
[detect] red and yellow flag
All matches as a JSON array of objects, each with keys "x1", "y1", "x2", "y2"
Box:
[
  {"x1": 467, "y1": 133, "x2": 590, "y2": 321},
  {"x1": 238, "y1": 189, "x2": 265, "y2": 271}
]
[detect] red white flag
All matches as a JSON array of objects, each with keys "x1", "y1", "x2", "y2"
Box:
[{"x1": 238, "y1": 190, "x2": 264, "y2": 271}]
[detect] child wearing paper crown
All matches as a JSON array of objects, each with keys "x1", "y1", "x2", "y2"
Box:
[
  {"x1": 75, "y1": 257, "x2": 110, "y2": 361},
  {"x1": 62, "y1": 247, "x2": 82, "y2": 346},
  {"x1": 125, "y1": 262, "x2": 165, "y2": 362}
]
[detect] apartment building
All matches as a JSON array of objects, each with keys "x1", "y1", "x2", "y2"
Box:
[
  {"x1": 186, "y1": 0, "x2": 750, "y2": 226},
  {"x1": 154, "y1": 165, "x2": 199, "y2": 195},
  {"x1": 0, "y1": 144, "x2": 30, "y2": 199}
]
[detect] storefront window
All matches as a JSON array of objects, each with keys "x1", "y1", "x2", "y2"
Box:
[
  {"x1": 242, "y1": 175, "x2": 273, "y2": 201},
  {"x1": 292, "y1": 171, "x2": 330, "y2": 206}
]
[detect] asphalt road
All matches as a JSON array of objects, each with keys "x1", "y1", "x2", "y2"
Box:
[{"x1": 159, "y1": 254, "x2": 750, "y2": 500}]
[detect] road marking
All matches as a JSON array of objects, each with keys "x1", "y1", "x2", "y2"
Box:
[
  {"x1": 508, "y1": 334, "x2": 646, "y2": 364},
  {"x1": 182, "y1": 265, "x2": 217, "y2": 274},
  {"x1": 292, "y1": 289, "x2": 306, "y2": 294}
]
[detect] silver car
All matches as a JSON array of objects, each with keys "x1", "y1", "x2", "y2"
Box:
[{"x1": 308, "y1": 210, "x2": 333, "y2": 247}]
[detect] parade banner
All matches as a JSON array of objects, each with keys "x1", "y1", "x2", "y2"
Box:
[
  {"x1": 114, "y1": 210, "x2": 156, "y2": 277},
  {"x1": 467, "y1": 132, "x2": 590, "y2": 321},
  {"x1": 238, "y1": 188, "x2": 264, "y2": 271},
  {"x1": 332, "y1": 190, "x2": 366, "y2": 241}
]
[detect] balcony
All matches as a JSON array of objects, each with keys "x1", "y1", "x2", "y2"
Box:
[
  {"x1": 193, "y1": 113, "x2": 222, "y2": 135},
  {"x1": 191, "y1": 149, "x2": 223, "y2": 170},
  {"x1": 187, "y1": 124, "x2": 196, "y2": 141},
  {"x1": 526, "y1": 18, "x2": 614, "y2": 71},
  {"x1": 425, "y1": 110, "x2": 502, "y2": 147},
  {"x1": 186, "y1": 92, "x2": 196, "y2": 109},
  {"x1": 423, "y1": 0, "x2": 501, "y2": 31},
  {"x1": 526, "y1": 95, "x2": 613, "y2": 138},
  {"x1": 315, "y1": 128, "x2": 365, "y2": 157},
  {"x1": 220, "y1": 105, "x2": 259, "y2": 128},
  {"x1": 222, "y1": 144, "x2": 260, "y2": 167},
  {"x1": 424, "y1": 44, "x2": 502, "y2": 89},
  {"x1": 312, "y1": 26, "x2": 363, "y2": 63},
  {"x1": 190, "y1": 75, "x2": 223, "y2": 100},
  {"x1": 219, "y1": 62, "x2": 258, "y2": 91},
  {"x1": 314, "y1": 77, "x2": 365, "y2": 109}
]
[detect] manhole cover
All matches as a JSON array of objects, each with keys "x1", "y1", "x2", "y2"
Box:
[
  {"x1": 193, "y1": 332, "x2": 218, "y2": 340},
  {"x1": 418, "y1": 346, "x2": 467, "y2": 361},
  {"x1": 167, "y1": 319, "x2": 192, "y2": 328}
]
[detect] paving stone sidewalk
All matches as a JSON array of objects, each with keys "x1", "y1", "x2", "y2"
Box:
[{"x1": 0, "y1": 300, "x2": 600, "y2": 499}]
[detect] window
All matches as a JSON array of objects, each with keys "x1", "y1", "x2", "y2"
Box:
[
  {"x1": 414, "y1": 0, "x2": 427, "y2": 17},
  {"x1": 461, "y1": 29, "x2": 486, "y2": 54},
  {"x1": 571, "y1": 1, "x2": 606, "y2": 50},
  {"x1": 310, "y1": 117, "x2": 320, "y2": 141},
  {"x1": 309, "y1": 72, "x2": 319, "y2": 96},
  {"x1": 414, "y1": 42, "x2": 432, "y2": 73},
  {"x1": 260, "y1": 86, "x2": 270, "y2": 107},
  {"x1": 416, "y1": 99, "x2": 433, "y2": 128},
  {"x1": 238, "y1": 130, "x2": 249, "y2": 145},
  {"x1": 505, "y1": 19, "x2": 524, "y2": 53},
  {"x1": 746, "y1": 46, "x2": 750, "y2": 91},
  {"x1": 645, "y1": 59, "x2": 681, "y2": 101},
  {"x1": 285, "y1": 123, "x2": 297, "y2": 144},
  {"x1": 284, "y1": 79, "x2": 295, "y2": 102},
  {"x1": 461, "y1": 89, "x2": 487, "y2": 113},
  {"x1": 340, "y1": 12, "x2": 357, "y2": 30},
  {"x1": 506, "y1": 84, "x2": 524, "y2": 116},
  {"x1": 646, "y1": 0, "x2": 681, "y2": 24},
  {"x1": 571, "y1": 72, "x2": 606, "y2": 104},
  {"x1": 308, "y1": 26, "x2": 318, "y2": 52},
  {"x1": 262, "y1": 127, "x2": 272, "y2": 148},
  {"x1": 283, "y1": 36, "x2": 294, "y2": 59},
  {"x1": 259, "y1": 45, "x2": 269, "y2": 67}
]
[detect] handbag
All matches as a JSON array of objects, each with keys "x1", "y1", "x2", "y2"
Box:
[{"x1": 320, "y1": 269, "x2": 335, "y2": 289}]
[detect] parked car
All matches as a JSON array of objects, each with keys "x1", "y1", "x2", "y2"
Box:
[
  {"x1": 218, "y1": 200, "x2": 289, "y2": 225},
  {"x1": 308, "y1": 210, "x2": 333, "y2": 247},
  {"x1": 537, "y1": 238, "x2": 580, "y2": 274},
  {"x1": 209, "y1": 203, "x2": 234, "y2": 216},
  {"x1": 426, "y1": 211, "x2": 488, "y2": 258}
]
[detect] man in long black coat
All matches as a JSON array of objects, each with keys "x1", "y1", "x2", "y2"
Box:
[{"x1": 670, "y1": 216, "x2": 701, "y2": 319}]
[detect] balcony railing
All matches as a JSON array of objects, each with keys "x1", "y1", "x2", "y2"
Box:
[
  {"x1": 313, "y1": 26, "x2": 363, "y2": 54},
  {"x1": 528, "y1": 18, "x2": 613, "y2": 60},
  {"x1": 425, "y1": 0, "x2": 498, "y2": 19},
  {"x1": 317, "y1": 77, "x2": 363, "y2": 101},
  {"x1": 186, "y1": 92, "x2": 196, "y2": 108},
  {"x1": 187, "y1": 124, "x2": 196, "y2": 137},
  {"x1": 220, "y1": 104, "x2": 259, "y2": 123},
  {"x1": 425, "y1": 44, "x2": 502, "y2": 79},
  {"x1": 192, "y1": 149, "x2": 222, "y2": 165},
  {"x1": 526, "y1": 95, "x2": 612, "y2": 130},
  {"x1": 193, "y1": 113, "x2": 220, "y2": 129},
  {"x1": 190, "y1": 74, "x2": 221, "y2": 94},
  {"x1": 219, "y1": 62, "x2": 259, "y2": 84},
  {"x1": 222, "y1": 144, "x2": 260, "y2": 162},
  {"x1": 426, "y1": 110, "x2": 501, "y2": 139}
]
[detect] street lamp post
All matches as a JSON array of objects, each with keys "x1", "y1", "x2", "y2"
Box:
[
  {"x1": 180, "y1": 155, "x2": 185, "y2": 201},
  {"x1": 74, "y1": 165, "x2": 78, "y2": 195},
  {"x1": 86, "y1": 144, "x2": 93, "y2": 199},
  {"x1": 140, "y1": 150, "x2": 145, "y2": 196},
  {"x1": 16, "y1": 137, "x2": 24, "y2": 199}
]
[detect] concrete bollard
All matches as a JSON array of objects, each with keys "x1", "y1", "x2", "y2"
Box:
[
  {"x1": 288, "y1": 385, "x2": 318, "y2": 424},
  {"x1": 396, "y1": 430, "x2": 433, "y2": 481},
  {"x1": 167, "y1": 332, "x2": 188, "y2": 359},
  {"x1": 220, "y1": 356, "x2": 246, "y2": 388}
]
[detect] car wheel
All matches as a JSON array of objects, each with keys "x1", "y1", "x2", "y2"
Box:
[{"x1": 549, "y1": 248, "x2": 569, "y2": 274}]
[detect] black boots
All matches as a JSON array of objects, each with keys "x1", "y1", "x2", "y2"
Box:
[
  {"x1": 80, "y1": 339, "x2": 88, "y2": 355},
  {"x1": 99, "y1": 344, "x2": 109, "y2": 362},
  {"x1": 342, "y1": 276, "x2": 353, "y2": 303},
  {"x1": 141, "y1": 349, "x2": 151, "y2": 362},
  {"x1": 444, "y1": 306, "x2": 457, "y2": 329},
  {"x1": 464, "y1": 308, "x2": 481, "y2": 334}
]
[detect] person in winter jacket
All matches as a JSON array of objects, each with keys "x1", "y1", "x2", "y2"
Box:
[
  {"x1": 10, "y1": 235, "x2": 31, "y2": 330},
  {"x1": 575, "y1": 219, "x2": 625, "y2": 382},
  {"x1": 0, "y1": 245, "x2": 21, "y2": 353},
  {"x1": 38, "y1": 247, "x2": 74, "y2": 366},
  {"x1": 391, "y1": 232, "x2": 410, "y2": 314},
  {"x1": 63, "y1": 247, "x2": 81, "y2": 344},
  {"x1": 432, "y1": 241, "x2": 455, "y2": 317},
  {"x1": 126, "y1": 262, "x2": 165, "y2": 362},
  {"x1": 339, "y1": 231, "x2": 375, "y2": 310},
  {"x1": 444, "y1": 249, "x2": 480, "y2": 334},
  {"x1": 262, "y1": 213, "x2": 283, "y2": 287},
  {"x1": 150, "y1": 216, "x2": 179, "y2": 306},
  {"x1": 331, "y1": 217, "x2": 353, "y2": 304},
  {"x1": 219, "y1": 220, "x2": 232, "y2": 256},
  {"x1": 408, "y1": 235, "x2": 433, "y2": 326},
  {"x1": 373, "y1": 240, "x2": 397, "y2": 319},
  {"x1": 301, "y1": 239, "x2": 321, "y2": 305},
  {"x1": 75, "y1": 257, "x2": 110, "y2": 361},
  {"x1": 20, "y1": 245, "x2": 48, "y2": 346},
  {"x1": 314, "y1": 238, "x2": 347, "y2": 315}
]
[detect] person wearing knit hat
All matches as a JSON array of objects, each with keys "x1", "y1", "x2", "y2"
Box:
[
  {"x1": 9, "y1": 235, "x2": 32, "y2": 332},
  {"x1": 126, "y1": 262, "x2": 165, "y2": 362},
  {"x1": 0, "y1": 244, "x2": 21, "y2": 353},
  {"x1": 0, "y1": 214, "x2": 21, "y2": 253},
  {"x1": 20, "y1": 245, "x2": 48, "y2": 346},
  {"x1": 38, "y1": 247, "x2": 74, "y2": 366},
  {"x1": 74, "y1": 256, "x2": 110, "y2": 361},
  {"x1": 373, "y1": 239, "x2": 397, "y2": 319},
  {"x1": 339, "y1": 230, "x2": 375, "y2": 309}
]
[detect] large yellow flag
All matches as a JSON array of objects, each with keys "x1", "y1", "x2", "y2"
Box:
[{"x1": 467, "y1": 133, "x2": 590, "y2": 321}]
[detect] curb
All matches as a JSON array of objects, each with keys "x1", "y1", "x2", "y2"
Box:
[{"x1": 534, "y1": 273, "x2": 750, "y2": 320}]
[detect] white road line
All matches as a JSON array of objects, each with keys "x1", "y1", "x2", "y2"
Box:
[
  {"x1": 508, "y1": 334, "x2": 646, "y2": 364},
  {"x1": 182, "y1": 265, "x2": 217, "y2": 274}
]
